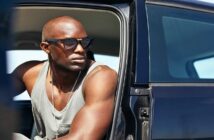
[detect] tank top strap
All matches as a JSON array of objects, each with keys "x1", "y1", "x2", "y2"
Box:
[{"x1": 86, "y1": 61, "x2": 102, "y2": 74}]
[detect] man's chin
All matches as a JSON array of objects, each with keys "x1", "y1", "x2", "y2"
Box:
[
  {"x1": 70, "y1": 67, "x2": 84, "y2": 72},
  {"x1": 68, "y1": 64, "x2": 86, "y2": 72},
  {"x1": 55, "y1": 63, "x2": 85, "y2": 72}
]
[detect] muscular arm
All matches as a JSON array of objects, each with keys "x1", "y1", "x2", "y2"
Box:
[{"x1": 58, "y1": 66, "x2": 117, "y2": 140}]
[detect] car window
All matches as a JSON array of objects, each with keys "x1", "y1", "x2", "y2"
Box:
[
  {"x1": 9, "y1": 6, "x2": 120, "y2": 100},
  {"x1": 7, "y1": 50, "x2": 119, "y2": 100},
  {"x1": 147, "y1": 4, "x2": 214, "y2": 82}
]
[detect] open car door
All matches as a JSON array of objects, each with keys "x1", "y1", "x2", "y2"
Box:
[{"x1": 10, "y1": 0, "x2": 131, "y2": 139}]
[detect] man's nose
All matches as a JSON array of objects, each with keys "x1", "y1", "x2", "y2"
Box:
[{"x1": 74, "y1": 43, "x2": 84, "y2": 53}]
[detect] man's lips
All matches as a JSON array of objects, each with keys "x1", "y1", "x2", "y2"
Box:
[
  {"x1": 69, "y1": 56, "x2": 85, "y2": 63},
  {"x1": 71, "y1": 59, "x2": 85, "y2": 63}
]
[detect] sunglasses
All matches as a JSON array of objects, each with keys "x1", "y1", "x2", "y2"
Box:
[{"x1": 45, "y1": 37, "x2": 93, "y2": 50}]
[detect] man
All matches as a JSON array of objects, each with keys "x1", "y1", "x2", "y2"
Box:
[{"x1": 12, "y1": 16, "x2": 117, "y2": 140}]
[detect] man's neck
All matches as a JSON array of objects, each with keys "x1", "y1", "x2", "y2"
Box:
[{"x1": 48, "y1": 60, "x2": 92, "y2": 92}]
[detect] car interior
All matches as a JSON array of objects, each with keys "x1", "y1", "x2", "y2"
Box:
[{"x1": 9, "y1": 6, "x2": 121, "y2": 138}]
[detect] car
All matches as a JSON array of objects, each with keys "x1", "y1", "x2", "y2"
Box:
[{"x1": 1, "y1": 0, "x2": 214, "y2": 139}]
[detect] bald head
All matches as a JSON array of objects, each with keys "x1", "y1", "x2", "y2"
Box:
[{"x1": 42, "y1": 16, "x2": 87, "y2": 41}]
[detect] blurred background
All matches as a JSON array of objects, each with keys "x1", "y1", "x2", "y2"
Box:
[{"x1": 0, "y1": 0, "x2": 17, "y2": 140}]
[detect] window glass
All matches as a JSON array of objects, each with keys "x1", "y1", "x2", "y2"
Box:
[
  {"x1": 7, "y1": 50, "x2": 119, "y2": 101},
  {"x1": 10, "y1": 6, "x2": 120, "y2": 100},
  {"x1": 147, "y1": 4, "x2": 214, "y2": 82}
]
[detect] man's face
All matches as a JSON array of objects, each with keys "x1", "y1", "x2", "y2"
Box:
[{"x1": 45, "y1": 20, "x2": 90, "y2": 72}]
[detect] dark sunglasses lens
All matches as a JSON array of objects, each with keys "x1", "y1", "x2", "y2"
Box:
[
  {"x1": 63, "y1": 38, "x2": 77, "y2": 49},
  {"x1": 81, "y1": 38, "x2": 92, "y2": 49},
  {"x1": 47, "y1": 40, "x2": 58, "y2": 45}
]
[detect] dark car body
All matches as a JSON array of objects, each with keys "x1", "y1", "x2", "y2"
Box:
[{"x1": 1, "y1": 0, "x2": 214, "y2": 140}]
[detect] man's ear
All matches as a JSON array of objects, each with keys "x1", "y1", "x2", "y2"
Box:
[{"x1": 40, "y1": 42, "x2": 50, "y2": 54}]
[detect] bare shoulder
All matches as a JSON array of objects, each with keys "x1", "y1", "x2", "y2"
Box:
[
  {"x1": 12, "y1": 60, "x2": 46, "y2": 89},
  {"x1": 84, "y1": 65, "x2": 118, "y2": 100},
  {"x1": 88, "y1": 65, "x2": 117, "y2": 79},
  {"x1": 85, "y1": 65, "x2": 117, "y2": 86},
  {"x1": 13, "y1": 60, "x2": 45, "y2": 77}
]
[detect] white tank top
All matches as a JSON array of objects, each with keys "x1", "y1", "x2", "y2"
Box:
[{"x1": 31, "y1": 61, "x2": 101, "y2": 139}]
